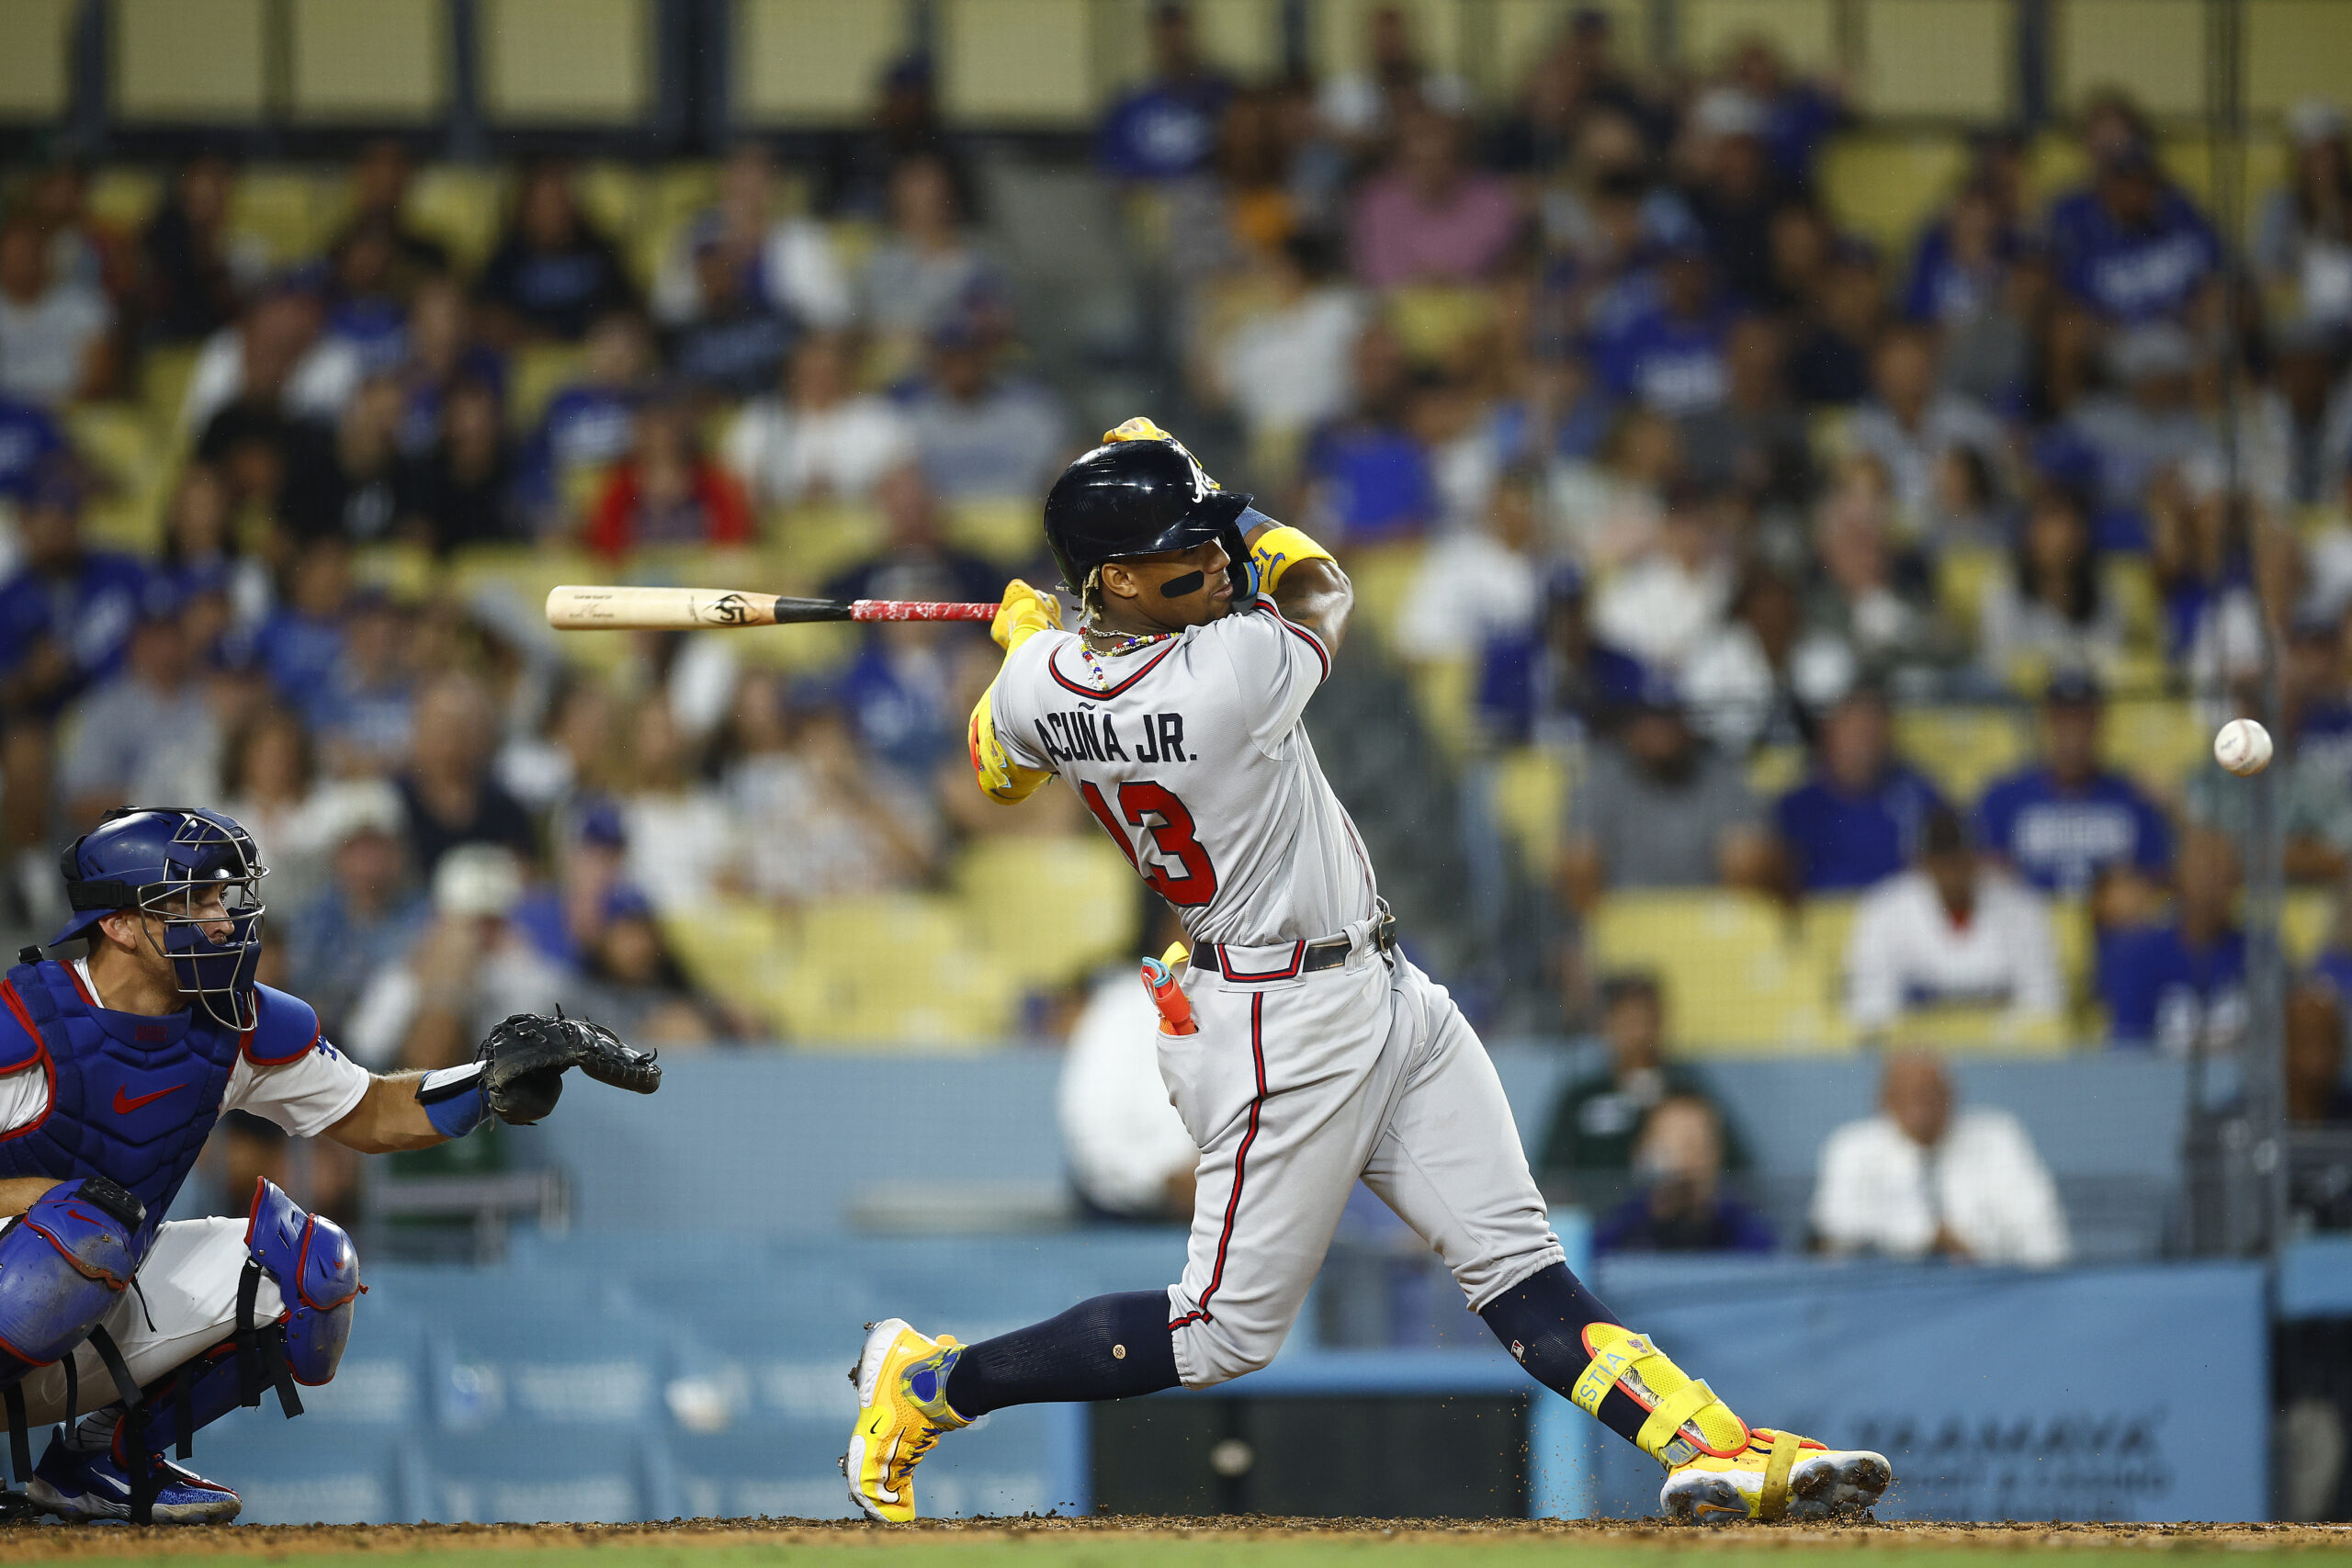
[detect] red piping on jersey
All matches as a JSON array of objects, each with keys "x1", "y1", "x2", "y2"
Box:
[
  {"x1": 0, "y1": 981, "x2": 55, "y2": 1144},
  {"x1": 1253, "y1": 602, "x2": 1330, "y2": 682},
  {"x1": 1216, "y1": 941, "x2": 1305, "y2": 982},
  {"x1": 1170, "y1": 992, "x2": 1270, "y2": 1332},
  {"x1": 1048, "y1": 638, "x2": 1181, "y2": 699}
]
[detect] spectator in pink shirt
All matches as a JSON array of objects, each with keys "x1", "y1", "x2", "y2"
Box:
[{"x1": 1349, "y1": 107, "x2": 1524, "y2": 288}]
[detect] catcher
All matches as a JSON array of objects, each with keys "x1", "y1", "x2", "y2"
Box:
[{"x1": 0, "y1": 807, "x2": 660, "y2": 1524}]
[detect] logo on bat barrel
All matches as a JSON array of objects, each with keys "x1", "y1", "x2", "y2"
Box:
[{"x1": 700, "y1": 592, "x2": 754, "y2": 626}]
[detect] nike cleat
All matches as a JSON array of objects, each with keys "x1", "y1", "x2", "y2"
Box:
[
  {"x1": 842, "y1": 1318, "x2": 969, "y2": 1523},
  {"x1": 1660, "y1": 1427, "x2": 1893, "y2": 1522},
  {"x1": 28, "y1": 1429, "x2": 242, "y2": 1524}
]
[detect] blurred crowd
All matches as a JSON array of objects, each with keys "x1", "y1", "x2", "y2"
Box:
[{"x1": 4, "y1": 0, "x2": 2352, "y2": 1107}]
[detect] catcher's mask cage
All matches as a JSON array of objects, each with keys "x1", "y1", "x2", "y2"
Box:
[{"x1": 54, "y1": 807, "x2": 268, "y2": 1031}]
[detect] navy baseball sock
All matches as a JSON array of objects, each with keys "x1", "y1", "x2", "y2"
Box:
[
  {"x1": 1478, "y1": 1262, "x2": 1656, "y2": 1450},
  {"x1": 942, "y1": 1292, "x2": 1180, "y2": 1418}
]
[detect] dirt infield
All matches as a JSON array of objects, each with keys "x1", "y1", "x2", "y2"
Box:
[{"x1": 0, "y1": 1518, "x2": 2349, "y2": 1564}]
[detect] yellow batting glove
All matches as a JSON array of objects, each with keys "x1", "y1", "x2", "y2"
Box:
[
  {"x1": 1250, "y1": 525, "x2": 1335, "y2": 593},
  {"x1": 1103, "y1": 416, "x2": 1175, "y2": 443},
  {"x1": 992, "y1": 578, "x2": 1062, "y2": 653},
  {"x1": 969, "y1": 676, "x2": 1050, "y2": 804}
]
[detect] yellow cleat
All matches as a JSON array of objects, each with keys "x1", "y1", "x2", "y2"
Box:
[
  {"x1": 1660, "y1": 1428, "x2": 1894, "y2": 1523},
  {"x1": 842, "y1": 1318, "x2": 969, "y2": 1523},
  {"x1": 1571, "y1": 1324, "x2": 1890, "y2": 1522}
]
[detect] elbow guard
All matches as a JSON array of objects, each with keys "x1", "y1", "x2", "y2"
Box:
[
  {"x1": 1250, "y1": 525, "x2": 1336, "y2": 592},
  {"x1": 970, "y1": 680, "x2": 1050, "y2": 804}
]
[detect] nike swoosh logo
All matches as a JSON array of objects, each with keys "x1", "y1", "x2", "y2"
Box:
[{"x1": 113, "y1": 1084, "x2": 181, "y2": 1114}]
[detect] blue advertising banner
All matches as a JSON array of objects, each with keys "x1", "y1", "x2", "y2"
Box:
[{"x1": 1589, "y1": 1258, "x2": 2267, "y2": 1522}]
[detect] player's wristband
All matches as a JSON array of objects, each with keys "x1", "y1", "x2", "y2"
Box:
[
  {"x1": 969, "y1": 678, "x2": 1051, "y2": 804},
  {"x1": 1250, "y1": 525, "x2": 1334, "y2": 592},
  {"x1": 416, "y1": 1062, "x2": 487, "y2": 1139}
]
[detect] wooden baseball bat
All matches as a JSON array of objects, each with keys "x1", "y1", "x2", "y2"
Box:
[{"x1": 546, "y1": 585, "x2": 1000, "y2": 631}]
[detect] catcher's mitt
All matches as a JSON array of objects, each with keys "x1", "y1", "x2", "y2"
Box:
[{"x1": 477, "y1": 1010, "x2": 662, "y2": 1125}]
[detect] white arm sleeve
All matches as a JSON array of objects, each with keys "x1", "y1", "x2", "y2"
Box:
[{"x1": 223, "y1": 1036, "x2": 372, "y2": 1139}]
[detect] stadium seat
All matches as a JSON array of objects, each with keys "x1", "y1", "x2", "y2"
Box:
[
  {"x1": 2046, "y1": 893, "x2": 2096, "y2": 1027},
  {"x1": 1883, "y1": 1005, "x2": 2072, "y2": 1054},
  {"x1": 89, "y1": 167, "x2": 164, "y2": 234},
  {"x1": 1936, "y1": 544, "x2": 2003, "y2": 632},
  {"x1": 1589, "y1": 891, "x2": 1853, "y2": 1053},
  {"x1": 2099, "y1": 697, "x2": 2205, "y2": 800},
  {"x1": 1344, "y1": 540, "x2": 1427, "y2": 656},
  {"x1": 768, "y1": 895, "x2": 1019, "y2": 1045},
  {"x1": 1747, "y1": 741, "x2": 1807, "y2": 798},
  {"x1": 408, "y1": 164, "x2": 507, "y2": 275},
  {"x1": 2246, "y1": 0, "x2": 2352, "y2": 118},
  {"x1": 1406, "y1": 657, "x2": 1478, "y2": 758},
  {"x1": 230, "y1": 167, "x2": 335, "y2": 268},
  {"x1": 1895, "y1": 705, "x2": 2028, "y2": 803},
  {"x1": 576, "y1": 162, "x2": 650, "y2": 280},
  {"x1": 2050, "y1": 0, "x2": 2208, "y2": 120},
  {"x1": 938, "y1": 0, "x2": 1102, "y2": 129},
  {"x1": 2284, "y1": 887, "x2": 2335, "y2": 966},
  {"x1": 1488, "y1": 744, "x2": 1573, "y2": 867},
  {"x1": 478, "y1": 0, "x2": 652, "y2": 126},
  {"x1": 943, "y1": 498, "x2": 1042, "y2": 567},
  {"x1": 507, "y1": 344, "x2": 585, "y2": 434},
  {"x1": 954, "y1": 833, "x2": 1141, "y2": 988},
  {"x1": 1819, "y1": 134, "x2": 1971, "y2": 259},
  {"x1": 111, "y1": 0, "x2": 269, "y2": 123},
  {"x1": 1385, "y1": 285, "x2": 1498, "y2": 368}
]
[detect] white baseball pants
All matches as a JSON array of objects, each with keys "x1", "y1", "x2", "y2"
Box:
[
  {"x1": 13, "y1": 1218, "x2": 281, "y2": 1425},
  {"x1": 1158, "y1": 931, "x2": 1563, "y2": 1388}
]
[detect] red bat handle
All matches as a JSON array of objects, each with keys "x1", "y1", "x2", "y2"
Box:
[{"x1": 849, "y1": 600, "x2": 1001, "y2": 622}]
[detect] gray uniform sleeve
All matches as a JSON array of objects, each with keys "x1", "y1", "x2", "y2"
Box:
[
  {"x1": 1208, "y1": 603, "x2": 1332, "y2": 756},
  {"x1": 988, "y1": 636, "x2": 1059, "y2": 773}
]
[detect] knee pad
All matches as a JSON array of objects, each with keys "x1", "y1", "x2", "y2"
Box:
[
  {"x1": 243, "y1": 1179, "x2": 360, "y2": 1387},
  {"x1": 0, "y1": 1178, "x2": 142, "y2": 1372}
]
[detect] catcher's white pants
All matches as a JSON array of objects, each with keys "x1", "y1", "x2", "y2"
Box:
[
  {"x1": 14, "y1": 1218, "x2": 282, "y2": 1425},
  {"x1": 1159, "y1": 935, "x2": 1563, "y2": 1388}
]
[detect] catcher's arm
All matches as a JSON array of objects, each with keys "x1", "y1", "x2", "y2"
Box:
[
  {"x1": 331, "y1": 1011, "x2": 662, "y2": 1148},
  {"x1": 1246, "y1": 519, "x2": 1351, "y2": 653}
]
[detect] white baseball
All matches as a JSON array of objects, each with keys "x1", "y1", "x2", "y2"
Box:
[{"x1": 2215, "y1": 718, "x2": 2273, "y2": 777}]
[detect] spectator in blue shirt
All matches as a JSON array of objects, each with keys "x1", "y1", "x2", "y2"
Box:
[
  {"x1": 1592, "y1": 1095, "x2": 1776, "y2": 1256},
  {"x1": 518, "y1": 309, "x2": 648, "y2": 528},
  {"x1": 475, "y1": 161, "x2": 639, "y2": 344},
  {"x1": 0, "y1": 393, "x2": 64, "y2": 502},
  {"x1": 2098, "y1": 828, "x2": 2245, "y2": 1052},
  {"x1": 1775, "y1": 683, "x2": 1946, "y2": 892},
  {"x1": 1977, "y1": 671, "x2": 2174, "y2": 896},
  {"x1": 1096, "y1": 5, "x2": 1233, "y2": 183},
  {"x1": 1477, "y1": 567, "x2": 1646, "y2": 745},
  {"x1": 1593, "y1": 242, "x2": 1736, "y2": 418},
  {"x1": 1302, "y1": 322, "x2": 1438, "y2": 542},
  {"x1": 0, "y1": 467, "x2": 154, "y2": 720},
  {"x1": 2047, "y1": 140, "x2": 2222, "y2": 407},
  {"x1": 254, "y1": 536, "x2": 355, "y2": 718}
]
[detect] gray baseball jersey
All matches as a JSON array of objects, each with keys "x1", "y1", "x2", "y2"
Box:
[
  {"x1": 992, "y1": 595, "x2": 1562, "y2": 1386},
  {"x1": 990, "y1": 602, "x2": 1377, "y2": 950}
]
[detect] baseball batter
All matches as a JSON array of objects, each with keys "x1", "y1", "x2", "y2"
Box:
[
  {"x1": 844, "y1": 421, "x2": 1894, "y2": 1523},
  {"x1": 0, "y1": 807, "x2": 661, "y2": 1523}
]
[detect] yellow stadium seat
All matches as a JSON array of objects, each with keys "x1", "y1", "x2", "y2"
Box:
[
  {"x1": 351, "y1": 542, "x2": 437, "y2": 604},
  {"x1": 1405, "y1": 658, "x2": 1477, "y2": 759},
  {"x1": 1489, "y1": 744, "x2": 1574, "y2": 866},
  {"x1": 943, "y1": 499, "x2": 1040, "y2": 568},
  {"x1": 1896, "y1": 705, "x2": 2028, "y2": 803},
  {"x1": 408, "y1": 164, "x2": 506, "y2": 274},
  {"x1": 1937, "y1": 545, "x2": 2003, "y2": 629},
  {"x1": 2102, "y1": 555, "x2": 2161, "y2": 650},
  {"x1": 768, "y1": 895, "x2": 1018, "y2": 1046},
  {"x1": 2099, "y1": 697, "x2": 2204, "y2": 800},
  {"x1": 1384, "y1": 285, "x2": 1498, "y2": 368},
  {"x1": 775, "y1": 505, "x2": 887, "y2": 590},
  {"x1": 661, "y1": 897, "x2": 788, "y2": 1032},
  {"x1": 954, "y1": 834, "x2": 1141, "y2": 987},
  {"x1": 576, "y1": 161, "x2": 647, "y2": 270},
  {"x1": 230, "y1": 168, "x2": 334, "y2": 267},
  {"x1": 1345, "y1": 540, "x2": 1426, "y2": 656},
  {"x1": 88, "y1": 168, "x2": 164, "y2": 233},
  {"x1": 507, "y1": 344, "x2": 585, "y2": 434},
  {"x1": 1747, "y1": 743, "x2": 1808, "y2": 798},
  {"x1": 141, "y1": 344, "x2": 201, "y2": 431},
  {"x1": 1883, "y1": 1005, "x2": 2071, "y2": 1054},
  {"x1": 1590, "y1": 891, "x2": 1853, "y2": 1053},
  {"x1": 2284, "y1": 887, "x2": 2335, "y2": 966},
  {"x1": 1819, "y1": 134, "x2": 1971, "y2": 259},
  {"x1": 2045, "y1": 893, "x2": 2095, "y2": 1027}
]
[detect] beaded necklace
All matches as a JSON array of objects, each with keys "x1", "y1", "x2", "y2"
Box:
[{"x1": 1076, "y1": 622, "x2": 1177, "y2": 688}]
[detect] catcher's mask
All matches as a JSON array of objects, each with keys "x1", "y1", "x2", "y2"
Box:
[
  {"x1": 1042, "y1": 419, "x2": 1258, "y2": 617},
  {"x1": 53, "y1": 807, "x2": 267, "y2": 1030}
]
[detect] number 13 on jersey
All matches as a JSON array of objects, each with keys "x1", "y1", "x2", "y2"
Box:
[{"x1": 1080, "y1": 781, "x2": 1219, "y2": 905}]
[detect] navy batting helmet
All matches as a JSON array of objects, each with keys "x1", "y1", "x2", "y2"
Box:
[
  {"x1": 1043, "y1": 420, "x2": 1258, "y2": 613},
  {"x1": 54, "y1": 807, "x2": 267, "y2": 1029}
]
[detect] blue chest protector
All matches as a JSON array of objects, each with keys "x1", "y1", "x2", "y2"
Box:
[{"x1": 0, "y1": 962, "x2": 318, "y2": 1239}]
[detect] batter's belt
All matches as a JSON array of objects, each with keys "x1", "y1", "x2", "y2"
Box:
[{"x1": 1198, "y1": 899, "x2": 1396, "y2": 980}]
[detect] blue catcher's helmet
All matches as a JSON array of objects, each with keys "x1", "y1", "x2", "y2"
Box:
[{"x1": 52, "y1": 807, "x2": 267, "y2": 1030}]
